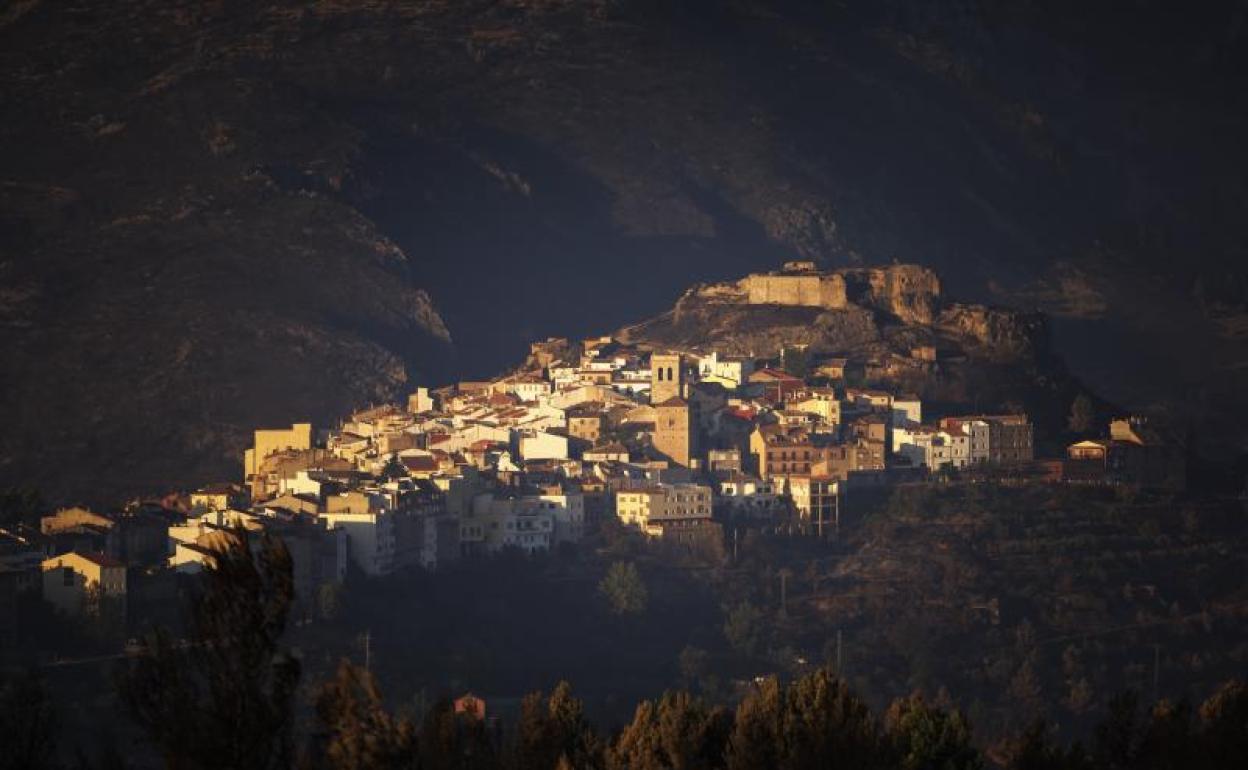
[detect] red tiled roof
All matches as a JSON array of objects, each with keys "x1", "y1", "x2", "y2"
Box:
[
  {"x1": 654, "y1": 396, "x2": 688, "y2": 407},
  {"x1": 751, "y1": 368, "x2": 802, "y2": 382},
  {"x1": 402, "y1": 456, "x2": 439, "y2": 472}
]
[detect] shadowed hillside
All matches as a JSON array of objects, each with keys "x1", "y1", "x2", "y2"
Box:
[{"x1": 2, "y1": 0, "x2": 1246, "y2": 499}]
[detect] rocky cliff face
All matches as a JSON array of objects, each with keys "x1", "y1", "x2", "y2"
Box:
[
  {"x1": 846, "y1": 265, "x2": 943, "y2": 326},
  {"x1": 937, "y1": 304, "x2": 1048, "y2": 361}
]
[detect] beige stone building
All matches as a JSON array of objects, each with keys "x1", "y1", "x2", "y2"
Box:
[
  {"x1": 653, "y1": 397, "x2": 693, "y2": 467},
  {"x1": 565, "y1": 403, "x2": 605, "y2": 444},
  {"x1": 244, "y1": 423, "x2": 313, "y2": 482},
  {"x1": 650, "y1": 352, "x2": 685, "y2": 405},
  {"x1": 41, "y1": 551, "x2": 126, "y2": 617}
]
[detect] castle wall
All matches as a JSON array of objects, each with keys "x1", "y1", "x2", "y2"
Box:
[{"x1": 739, "y1": 274, "x2": 846, "y2": 309}]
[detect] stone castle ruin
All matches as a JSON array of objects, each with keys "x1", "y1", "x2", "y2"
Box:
[{"x1": 710, "y1": 260, "x2": 943, "y2": 325}]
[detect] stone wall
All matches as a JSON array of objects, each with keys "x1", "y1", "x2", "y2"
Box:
[{"x1": 737, "y1": 273, "x2": 847, "y2": 309}]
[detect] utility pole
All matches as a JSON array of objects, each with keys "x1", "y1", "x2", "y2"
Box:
[
  {"x1": 779, "y1": 569, "x2": 791, "y2": 615},
  {"x1": 835, "y1": 484, "x2": 841, "y2": 539},
  {"x1": 364, "y1": 628, "x2": 372, "y2": 673},
  {"x1": 1152, "y1": 643, "x2": 1161, "y2": 704}
]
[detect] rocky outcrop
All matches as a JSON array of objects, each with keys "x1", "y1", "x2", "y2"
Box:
[
  {"x1": 645, "y1": 292, "x2": 881, "y2": 356},
  {"x1": 844, "y1": 265, "x2": 943, "y2": 326},
  {"x1": 633, "y1": 265, "x2": 1036, "y2": 362},
  {"x1": 937, "y1": 303, "x2": 1046, "y2": 360},
  {"x1": 619, "y1": 265, "x2": 1084, "y2": 428}
]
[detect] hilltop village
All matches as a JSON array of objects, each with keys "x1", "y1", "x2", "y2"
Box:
[{"x1": 1, "y1": 262, "x2": 1187, "y2": 635}]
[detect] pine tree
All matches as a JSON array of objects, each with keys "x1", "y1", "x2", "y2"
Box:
[
  {"x1": 723, "y1": 601, "x2": 766, "y2": 658},
  {"x1": 312, "y1": 659, "x2": 418, "y2": 770},
  {"x1": 1196, "y1": 681, "x2": 1248, "y2": 769},
  {"x1": 782, "y1": 669, "x2": 889, "y2": 769},
  {"x1": 727, "y1": 670, "x2": 888, "y2": 770},
  {"x1": 607, "y1": 691, "x2": 729, "y2": 770},
  {"x1": 725, "y1": 677, "x2": 782, "y2": 770},
  {"x1": 510, "y1": 682, "x2": 600, "y2": 770},
  {"x1": 885, "y1": 693, "x2": 983, "y2": 770},
  {"x1": 117, "y1": 529, "x2": 301, "y2": 770},
  {"x1": 599, "y1": 562, "x2": 647, "y2": 616}
]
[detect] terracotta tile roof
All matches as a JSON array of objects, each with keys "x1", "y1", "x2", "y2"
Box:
[
  {"x1": 654, "y1": 396, "x2": 688, "y2": 408},
  {"x1": 402, "y1": 456, "x2": 439, "y2": 472},
  {"x1": 751, "y1": 368, "x2": 802, "y2": 382}
]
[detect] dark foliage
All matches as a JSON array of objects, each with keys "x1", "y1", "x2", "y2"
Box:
[
  {"x1": 0, "y1": 670, "x2": 58, "y2": 770},
  {"x1": 116, "y1": 529, "x2": 301, "y2": 770}
]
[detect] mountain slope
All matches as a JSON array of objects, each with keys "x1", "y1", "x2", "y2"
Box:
[{"x1": 2, "y1": 0, "x2": 1246, "y2": 499}]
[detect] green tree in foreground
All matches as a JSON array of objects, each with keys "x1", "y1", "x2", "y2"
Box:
[
  {"x1": 599, "y1": 561, "x2": 647, "y2": 615},
  {"x1": 885, "y1": 693, "x2": 983, "y2": 770},
  {"x1": 118, "y1": 530, "x2": 301, "y2": 770}
]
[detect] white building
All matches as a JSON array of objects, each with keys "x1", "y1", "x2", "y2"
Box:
[
  {"x1": 718, "y1": 475, "x2": 779, "y2": 517},
  {"x1": 893, "y1": 426, "x2": 970, "y2": 471},
  {"x1": 697, "y1": 352, "x2": 754, "y2": 389},
  {"x1": 408, "y1": 387, "x2": 435, "y2": 414},
  {"x1": 519, "y1": 431, "x2": 570, "y2": 461},
  {"x1": 496, "y1": 377, "x2": 552, "y2": 403},
  {"x1": 961, "y1": 419, "x2": 992, "y2": 464},
  {"x1": 466, "y1": 495, "x2": 555, "y2": 554},
  {"x1": 281, "y1": 469, "x2": 328, "y2": 499},
  {"x1": 534, "y1": 489, "x2": 585, "y2": 544}
]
